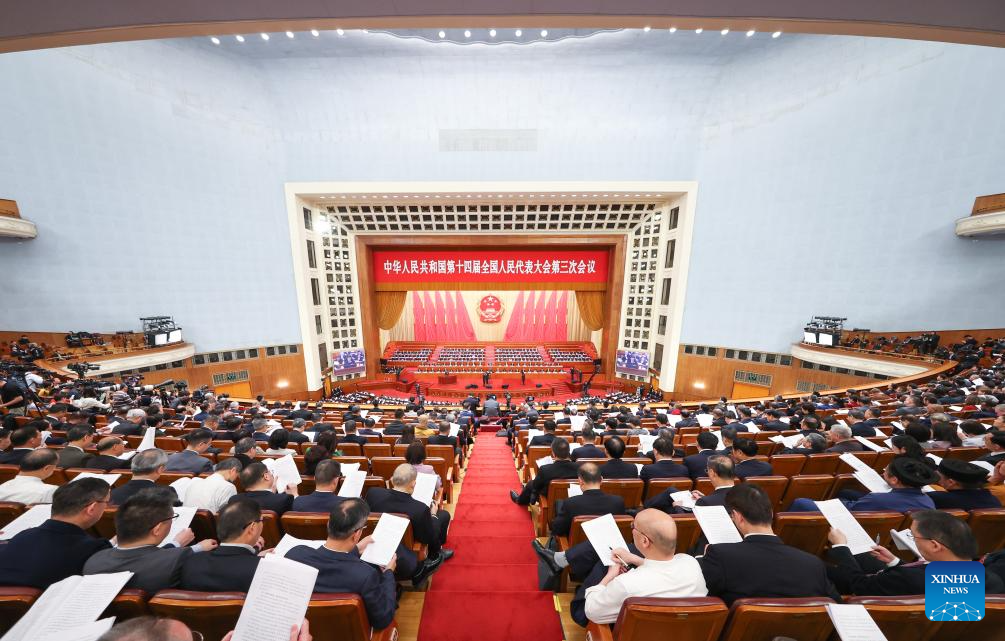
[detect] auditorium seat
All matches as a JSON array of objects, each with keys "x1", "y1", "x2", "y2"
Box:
[
  {"x1": 966, "y1": 508, "x2": 1005, "y2": 555},
  {"x1": 800, "y1": 454, "x2": 841, "y2": 475},
  {"x1": 943, "y1": 447, "x2": 985, "y2": 462},
  {"x1": 102, "y1": 588, "x2": 150, "y2": 621},
  {"x1": 260, "y1": 510, "x2": 282, "y2": 549},
  {"x1": 743, "y1": 477, "x2": 788, "y2": 508},
  {"x1": 600, "y1": 480, "x2": 645, "y2": 509},
  {"x1": 154, "y1": 437, "x2": 185, "y2": 452},
  {"x1": 333, "y1": 456, "x2": 370, "y2": 473},
  {"x1": 718, "y1": 597, "x2": 835, "y2": 641},
  {"x1": 778, "y1": 475, "x2": 834, "y2": 510},
  {"x1": 670, "y1": 514, "x2": 702, "y2": 552},
  {"x1": 768, "y1": 455, "x2": 806, "y2": 478},
  {"x1": 538, "y1": 480, "x2": 577, "y2": 535},
  {"x1": 556, "y1": 515, "x2": 634, "y2": 591},
  {"x1": 584, "y1": 597, "x2": 728, "y2": 641},
  {"x1": 773, "y1": 513, "x2": 831, "y2": 556},
  {"x1": 644, "y1": 478, "x2": 693, "y2": 501},
  {"x1": 337, "y1": 443, "x2": 363, "y2": 457},
  {"x1": 0, "y1": 501, "x2": 24, "y2": 528},
  {"x1": 0, "y1": 587, "x2": 39, "y2": 631},
  {"x1": 0, "y1": 465, "x2": 19, "y2": 485},
  {"x1": 190, "y1": 510, "x2": 217, "y2": 542},
  {"x1": 846, "y1": 596, "x2": 941, "y2": 641},
  {"x1": 363, "y1": 443, "x2": 392, "y2": 459},
  {"x1": 369, "y1": 457, "x2": 407, "y2": 483},
  {"x1": 92, "y1": 507, "x2": 119, "y2": 539},
  {"x1": 280, "y1": 511, "x2": 329, "y2": 539},
  {"x1": 852, "y1": 511, "x2": 908, "y2": 547},
  {"x1": 148, "y1": 590, "x2": 246, "y2": 641},
  {"x1": 930, "y1": 595, "x2": 1005, "y2": 641},
  {"x1": 156, "y1": 472, "x2": 195, "y2": 487},
  {"x1": 306, "y1": 593, "x2": 398, "y2": 640}
]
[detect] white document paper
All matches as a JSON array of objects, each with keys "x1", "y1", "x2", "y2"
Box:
[
  {"x1": 890, "y1": 421, "x2": 903, "y2": 432},
  {"x1": 159, "y1": 507, "x2": 197, "y2": 547},
  {"x1": 570, "y1": 416, "x2": 588, "y2": 430},
  {"x1": 360, "y1": 513, "x2": 410, "y2": 566},
  {"x1": 635, "y1": 463, "x2": 644, "y2": 474},
  {"x1": 537, "y1": 456, "x2": 554, "y2": 468},
  {"x1": 70, "y1": 472, "x2": 121, "y2": 486},
  {"x1": 568, "y1": 443, "x2": 584, "y2": 456},
  {"x1": 230, "y1": 555, "x2": 318, "y2": 641},
  {"x1": 1, "y1": 572, "x2": 133, "y2": 641},
  {"x1": 709, "y1": 431, "x2": 725, "y2": 450},
  {"x1": 553, "y1": 412, "x2": 565, "y2": 421},
  {"x1": 339, "y1": 463, "x2": 361, "y2": 476},
  {"x1": 656, "y1": 408, "x2": 667, "y2": 415},
  {"x1": 138, "y1": 426, "x2": 157, "y2": 452},
  {"x1": 273, "y1": 534, "x2": 324, "y2": 558},
  {"x1": 949, "y1": 406, "x2": 963, "y2": 412},
  {"x1": 854, "y1": 436, "x2": 886, "y2": 452},
  {"x1": 971, "y1": 460, "x2": 995, "y2": 474},
  {"x1": 170, "y1": 477, "x2": 194, "y2": 503},
  {"x1": 973, "y1": 378, "x2": 985, "y2": 387},
  {"x1": 839, "y1": 452, "x2": 873, "y2": 473},
  {"x1": 448, "y1": 423, "x2": 460, "y2": 438},
  {"x1": 580, "y1": 514, "x2": 630, "y2": 567},
  {"x1": 359, "y1": 410, "x2": 369, "y2": 418},
  {"x1": 116, "y1": 450, "x2": 138, "y2": 461},
  {"x1": 567, "y1": 484, "x2": 583, "y2": 497},
  {"x1": 636, "y1": 434, "x2": 657, "y2": 454},
  {"x1": 815, "y1": 499, "x2": 875, "y2": 555},
  {"x1": 671, "y1": 490, "x2": 696, "y2": 509},
  {"x1": 337, "y1": 470, "x2": 368, "y2": 498},
  {"x1": 697, "y1": 414, "x2": 714, "y2": 428},
  {"x1": 742, "y1": 422, "x2": 760, "y2": 433},
  {"x1": 692, "y1": 505, "x2": 743, "y2": 544},
  {"x1": 779, "y1": 416, "x2": 791, "y2": 424},
  {"x1": 526, "y1": 429, "x2": 544, "y2": 443},
  {"x1": 411, "y1": 472, "x2": 438, "y2": 506},
  {"x1": 0, "y1": 504, "x2": 52, "y2": 540},
  {"x1": 890, "y1": 528, "x2": 921, "y2": 557},
  {"x1": 926, "y1": 453, "x2": 943, "y2": 465},
  {"x1": 853, "y1": 469, "x2": 892, "y2": 493},
  {"x1": 48, "y1": 617, "x2": 115, "y2": 641},
  {"x1": 727, "y1": 405, "x2": 737, "y2": 416},
  {"x1": 269, "y1": 454, "x2": 303, "y2": 489},
  {"x1": 667, "y1": 414, "x2": 683, "y2": 426},
  {"x1": 826, "y1": 604, "x2": 889, "y2": 641},
  {"x1": 836, "y1": 409, "x2": 849, "y2": 415}
]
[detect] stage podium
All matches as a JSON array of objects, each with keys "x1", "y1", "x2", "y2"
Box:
[{"x1": 437, "y1": 373, "x2": 457, "y2": 385}]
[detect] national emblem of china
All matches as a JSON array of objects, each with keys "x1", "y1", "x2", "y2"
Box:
[{"x1": 477, "y1": 295, "x2": 504, "y2": 323}]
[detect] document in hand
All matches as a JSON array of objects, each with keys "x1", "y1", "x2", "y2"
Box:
[
  {"x1": 692, "y1": 505, "x2": 742, "y2": 544},
  {"x1": 709, "y1": 431, "x2": 725, "y2": 450},
  {"x1": 853, "y1": 469, "x2": 892, "y2": 494},
  {"x1": 697, "y1": 414, "x2": 714, "y2": 428},
  {"x1": 536, "y1": 456, "x2": 554, "y2": 468},
  {"x1": 814, "y1": 499, "x2": 875, "y2": 555},
  {"x1": 890, "y1": 529, "x2": 921, "y2": 558},
  {"x1": 138, "y1": 426, "x2": 157, "y2": 452},
  {"x1": 159, "y1": 507, "x2": 197, "y2": 547},
  {"x1": 581, "y1": 514, "x2": 630, "y2": 566},
  {"x1": 229, "y1": 555, "x2": 318, "y2": 641},
  {"x1": 411, "y1": 472, "x2": 438, "y2": 506},
  {"x1": 337, "y1": 470, "x2": 368, "y2": 498},
  {"x1": 0, "y1": 504, "x2": 52, "y2": 540},
  {"x1": 47, "y1": 618, "x2": 115, "y2": 641},
  {"x1": 526, "y1": 429, "x2": 544, "y2": 442},
  {"x1": 926, "y1": 453, "x2": 943, "y2": 465},
  {"x1": 1, "y1": 572, "x2": 133, "y2": 641},
  {"x1": 449, "y1": 423, "x2": 461, "y2": 437},
  {"x1": 273, "y1": 534, "x2": 324, "y2": 558},
  {"x1": 553, "y1": 412, "x2": 565, "y2": 421},
  {"x1": 169, "y1": 477, "x2": 194, "y2": 503},
  {"x1": 567, "y1": 483, "x2": 583, "y2": 497},
  {"x1": 667, "y1": 414, "x2": 683, "y2": 426},
  {"x1": 267, "y1": 455, "x2": 303, "y2": 489},
  {"x1": 825, "y1": 603, "x2": 889, "y2": 641},
  {"x1": 70, "y1": 472, "x2": 121, "y2": 486},
  {"x1": 637, "y1": 434, "x2": 657, "y2": 454},
  {"x1": 570, "y1": 415, "x2": 587, "y2": 430},
  {"x1": 339, "y1": 463, "x2": 361, "y2": 475},
  {"x1": 741, "y1": 422, "x2": 760, "y2": 433},
  {"x1": 854, "y1": 436, "x2": 886, "y2": 452},
  {"x1": 670, "y1": 490, "x2": 696, "y2": 509},
  {"x1": 360, "y1": 513, "x2": 410, "y2": 567},
  {"x1": 838, "y1": 453, "x2": 872, "y2": 473}
]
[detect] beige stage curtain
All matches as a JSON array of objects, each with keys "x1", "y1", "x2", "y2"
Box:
[
  {"x1": 375, "y1": 291, "x2": 408, "y2": 330},
  {"x1": 575, "y1": 291, "x2": 606, "y2": 331}
]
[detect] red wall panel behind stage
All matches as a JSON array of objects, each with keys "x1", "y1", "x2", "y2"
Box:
[{"x1": 372, "y1": 249, "x2": 609, "y2": 284}]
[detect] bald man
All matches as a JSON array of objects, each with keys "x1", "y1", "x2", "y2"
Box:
[{"x1": 573, "y1": 509, "x2": 708, "y2": 626}]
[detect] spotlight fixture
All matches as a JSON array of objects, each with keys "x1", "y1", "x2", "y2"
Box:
[
  {"x1": 464, "y1": 30, "x2": 471, "y2": 38},
  {"x1": 540, "y1": 29, "x2": 549, "y2": 37},
  {"x1": 772, "y1": 31, "x2": 782, "y2": 38},
  {"x1": 235, "y1": 34, "x2": 245, "y2": 42},
  {"x1": 285, "y1": 31, "x2": 294, "y2": 39},
  {"x1": 668, "y1": 27, "x2": 677, "y2": 33},
  {"x1": 515, "y1": 29, "x2": 523, "y2": 37},
  {"x1": 720, "y1": 28, "x2": 729, "y2": 35},
  {"x1": 260, "y1": 33, "x2": 270, "y2": 40},
  {"x1": 438, "y1": 30, "x2": 446, "y2": 39},
  {"x1": 336, "y1": 28, "x2": 345, "y2": 36},
  {"x1": 695, "y1": 28, "x2": 703, "y2": 34},
  {"x1": 210, "y1": 37, "x2": 220, "y2": 45},
  {"x1": 311, "y1": 29, "x2": 320, "y2": 37},
  {"x1": 746, "y1": 29, "x2": 755, "y2": 37},
  {"x1": 643, "y1": 26, "x2": 651, "y2": 32},
  {"x1": 489, "y1": 29, "x2": 497, "y2": 37}
]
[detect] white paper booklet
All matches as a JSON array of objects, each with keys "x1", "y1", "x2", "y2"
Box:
[
  {"x1": 448, "y1": 423, "x2": 461, "y2": 438},
  {"x1": 890, "y1": 528, "x2": 921, "y2": 558},
  {"x1": 138, "y1": 426, "x2": 157, "y2": 452},
  {"x1": 359, "y1": 513, "x2": 410, "y2": 567},
  {"x1": 854, "y1": 436, "x2": 886, "y2": 452},
  {"x1": 411, "y1": 472, "x2": 438, "y2": 506},
  {"x1": 667, "y1": 414, "x2": 683, "y2": 426},
  {"x1": 536, "y1": 456, "x2": 554, "y2": 468},
  {"x1": 853, "y1": 469, "x2": 892, "y2": 494},
  {"x1": 229, "y1": 555, "x2": 318, "y2": 641},
  {"x1": 637, "y1": 435, "x2": 657, "y2": 454},
  {"x1": 273, "y1": 534, "x2": 324, "y2": 558},
  {"x1": 825, "y1": 604, "x2": 889, "y2": 641},
  {"x1": 692, "y1": 505, "x2": 742, "y2": 544},
  {"x1": 697, "y1": 414, "x2": 714, "y2": 428},
  {"x1": 265, "y1": 455, "x2": 302, "y2": 489},
  {"x1": 0, "y1": 505, "x2": 52, "y2": 540},
  {"x1": 339, "y1": 463, "x2": 361, "y2": 475},
  {"x1": 337, "y1": 470, "x2": 368, "y2": 498},
  {"x1": 159, "y1": 507, "x2": 197, "y2": 547},
  {"x1": 567, "y1": 484, "x2": 583, "y2": 497},
  {"x1": 814, "y1": 499, "x2": 875, "y2": 555},
  {"x1": 580, "y1": 514, "x2": 630, "y2": 567},
  {"x1": 569, "y1": 416, "x2": 588, "y2": 430},
  {"x1": 838, "y1": 453, "x2": 872, "y2": 473},
  {"x1": 70, "y1": 472, "x2": 121, "y2": 486},
  {"x1": 671, "y1": 490, "x2": 696, "y2": 509},
  {"x1": 1, "y1": 572, "x2": 132, "y2": 641}
]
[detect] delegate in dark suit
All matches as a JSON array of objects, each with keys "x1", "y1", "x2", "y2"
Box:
[
  {"x1": 0, "y1": 520, "x2": 111, "y2": 588},
  {"x1": 286, "y1": 546, "x2": 397, "y2": 630},
  {"x1": 292, "y1": 491, "x2": 346, "y2": 513},
  {"x1": 683, "y1": 450, "x2": 717, "y2": 479},
  {"x1": 231, "y1": 490, "x2": 295, "y2": 516},
  {"x1": 571, "y1": 444, "x2": 605, "y2": 461},
  {"x1": 516, "y1": 459, "x2": 580, "y2": 505},
  {"x1": 83, "y1": 544, "x2": 193, "y2": 594},
  {"x1": 700, "y1": 535, "x2": 836, "y2": 604},
  {"x1": 0, "y1": 450, "x2": 32, "y2": 466},
  {"x1": 550, "y1": 489, "x2": 626, "y2": 537},
  {"x1": 179, "y1": 545, "x2": 261, "y2": 592},
  {"x1": 365, "y1": 487, "x2": 449, "y2": 557},
  {"x1": 528, "y1": 433, "x2": 556, "y2": 448},
  {"x1": 645, "y1": 485, "x2": 732, "y2": 514},
  {"x1": 734, "y1": 459, "x2": 773, "y2": 479},
  {"x1": 111, "y1": 423, "x2": 144, "y2": 437},
  {"x1": 926, "y1": 489, "x2": 1001, "y2": 511},
  {"x1": 57, "y1": 446, "x2": 93, "y2": 469},
  {"x1": 639, "y1": 459, "x2": 689, "y2": 482},
  {"x1": 85, "y1": 454, "x2": 131, "y2": 472},
  {"x1": 427, "y1": 434, "x2": 459, "y2": 454},
  {"x1": 597, "y1": 459, "x2": 639, "y2": 479},
  {"x1": 164, "y1": 450, "x2": 213, "y2": 475},
  {"x1": 112, "y1": 479, "x2": 179, "y2": 506}
]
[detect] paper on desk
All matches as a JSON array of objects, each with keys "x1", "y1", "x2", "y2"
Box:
[
  {"x1": 537, "y1": 456, "x2": 554, "y2": 468},
  {"x1": 826, "y1": 603, "x2": 889, "y2": 641},
  {"x1": 0, "y1": 505, "x2": 52, "y2": 540},
  {"x1": 337, "y1": 470, "x2": 368, "y2": 498},
  {"x1": 159, "y1": 507, "x2": 196, "y2": 547},
  {"x1": 273, "y1": 534, "x2": 324, "y2": 558},
  {"x1": 359, "y1": 513, "x2": 410, "y2": 566},
  {"x1": 890, "y1": 529, "x2": 921, "y2": 558},
  {"x1": 637, "y1": 434, "x2": 657, "y2": 454},
  {"x1": 815, "y1": 499, "x2": 875, "y2": 555},
  {"x1": 70, "y1": 472, "x2": 121, "y2": 486},
  {"x1": 411, "y1": 472, "x2": 438, "y2": 506},
  {"x1": 229, "y1": 555, "x2": 318, "y2": 641},
  {"x1": 855, "y1": 436, "x2": 886, "y2": 452},
  {"x1": 693, "y1": 505, "x2": 742, "y2": 544},
  {"x1": 567, "y1": 483, "x2": 583, "y2": 497},
  {"x1": 138, "y1": 426, "x2": 157, "y2": 452},
  {"x1": 581, "y1": 514, "x2": 630, "y2": 566},
  {"x1": 697, "y1": 414, "x2": 714, "y2": 428},
  {"x1": 671, "y1": 490, "x2": 696, "y2": 509},
  {"x1": 2, "y1": 572, "x2": 132, "y2": 641},
  {"x1": 47, "y1": 617, "x2": 115, "y2": 641},
  {"x1": 853, "y1": 469, "x2": 892, "y2": 493},
  {"x1": 836, "y1": 409, "x2": 849, "y2": 415},
  {"x1": 170, "y1": 477, "x2": 194, "y2": 503}
]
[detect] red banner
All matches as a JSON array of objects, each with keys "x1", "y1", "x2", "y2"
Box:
[{"x1": 372, "y1": 249, "x2": 609, "y2": 283}]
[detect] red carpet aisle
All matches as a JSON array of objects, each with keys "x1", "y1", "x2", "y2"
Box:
[{"x1": 416, "y1": 436, "x2": 565, "y2": 641}]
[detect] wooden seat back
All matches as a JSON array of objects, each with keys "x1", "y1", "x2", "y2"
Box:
[
  {"x1": 773, "y1": 513, "x2": 831, "y2": 556},
  {"x1": 332, "y1": 456, "x2": 370, "y2": 473},
  {"x1": 307, "y1": 593, "x2": 398, "y2": 641},
  {"x1": 742, "y1": 476, "x2": 788, "y2": 508},
  {"x1": 101, "y1": 588, "x2": 150, "y2": 621},
  {"x1": 148, "y1": 590, "x2": 246, "y2": 641},
  {"x1": 600, "y1": 479, "x2": 645, "y2": 509},
  {"x1": 967, "y1": 508, "x2": 1005, "y2": 555},
  {"x1": 0, "y1": 466, "x2": 20, "y2": 485},
  {"x1": 363, "y1": 443, "x2": 391, "y2": 459},
  {"x1": 768, "y1": 455, "x2": 806, "y2": 478},
  {"x1": 671, "y1": 514, "x2": 702, "y2": 552},
  {"x1": 846, "y1": 596, "x2": 940, "y2": 641},
  {"x1": 0, "y1": 586, "x2": 40, "y2": 632},
  {"x1": 369, "y1": 457, "x2": 407, "y2": 482},
  {"x1": 778, "y1": 475, "x2": 835, "y2": 511},
  {"x1": 644, "y1": 478, "x2": 693, "y2": 501},
  {"x1": 800, "y1": 454, "x2": 841, "y2": 475},
  {"x1": 719, "y1": 597, "x2": 835, "y2": 641},
  {"x1": 601, "y1": 597, "x2": 728, "y2": 641},
  {"x1": 0, "y1": 502, "x2": 24, "y2": 529},
  {"x1": 337, "y1": 443, "x2": 363, "y2": 457}
]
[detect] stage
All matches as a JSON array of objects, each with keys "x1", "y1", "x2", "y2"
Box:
[{"x1": 350, "y1": 369, "x2": 619, "y2": 403}]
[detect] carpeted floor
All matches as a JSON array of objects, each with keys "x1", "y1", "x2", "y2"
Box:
[{"x1": 416, "y1": 435, "x2": 565, "y2": 641}]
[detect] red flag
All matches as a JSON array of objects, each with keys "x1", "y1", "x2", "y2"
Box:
[
  {"x1": 412, "y1": 291, "x2": 426, "y2": 341},
  {"x1": 434, "y1": 291, "x2": 448, "y2": 342},
  {"x1": 505, "y1": 291, "x2": 525, "y2": 340},
  {"x1": 456, "y1": 291, "x2": 476, "y2": 340},
  {"x1": 555, "y1": 291, "x2": 569, "y2": 341},
  {"x1": 422, "y1": 291, "x2": 438, "y2": 341}
]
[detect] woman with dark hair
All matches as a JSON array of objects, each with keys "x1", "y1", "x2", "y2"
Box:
[
  {"x1": 266, "y1": 429, "x2": 296, "y2": 456},
  {"x1": 890, "y1": 434, "x2": 928, "y2": 461},
  {"x1": 397, "y1": 424, "x2": 416, "y2": 446},
  {"x1": 303, "y1": 444, "x2": 331, "y2": 476},
  {"x1": 929, "y1": 422, "x2": 963, "y2": 449},
  {"x1": 405, "y1": 442, "x2": 441, "y2": 492},
  {"x1": 315, "y1": 430, "x2": 343, "y2": 457}
]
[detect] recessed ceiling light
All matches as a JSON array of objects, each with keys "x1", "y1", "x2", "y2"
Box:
[
  {"x1": 336, "y1": 28, "x2": 344, "y2": 36},
  {"x1": 643, "y1": 26, "x2": 651, "y2": 32},
  {"x1": 464, "y1": 30, "x2": 471, "y2": 38},
  {"x1": 210, "y1": 37, "x2": 220, "y2": 45},
  {"x1": 540, "y1": 29, "x2": 548, "y2": 37},
  {"x1": 285, "y1": 31, "x2": 294, "y2": 39},
  {"x1": 668, "y1": 27, "x2": 677, "y2": 33},
  {"x1": 515, "y1": 29, "x2": 523, "y2": 37},
  {"x1": 438, "y1": 31, "x2": 446, "y2": 39},
  {"x1": 497, "y1": 194, "x2": 503, "y2": 197},
  {"x1": 529, "y1": 194, "x2": 535, "y2": 198},
  {"x1": 720, "y1": 28, "x2": 729, "y2": 35},
  {"x1": 235, "y1": 35, "x2": 245, "y2": 42},
  {"x1": 634, "y1": 193, "x2": 641, "y2": 197},
  {"x1": 310, "y1": 29, "x2": 319, "y2": 37},
  {"x1": 645, "y1": 193, "x2": 652, "y2": 197},
  {"x1": 489, "y1": 29, "x2": 497, "y2": 37},
  {"x1": 695, "y1": 28, "x2": 703, "y2": 34},
  {"x1": 772, "y1": 31, "x2": 782, "y2": 38},
  {"x1": 746, "y1": 29, "x2": 755, "y2": 37},
  {"x1": 603, "y1": 194, "x2": 609, "y2": 197},
  {"x1": 260, "y1": 33, "x2": 270, "y2": 41}
]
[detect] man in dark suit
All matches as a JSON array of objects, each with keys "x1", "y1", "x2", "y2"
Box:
[
  {"x1": 85, "y1": 436, "x2": 133, "y2": 472},
  {"x1": 232, "y1": 437, "x2": 257, "y2": 469},
  {"x1": 229, "y1": 461, "x2": 297, "y2": 516},
  {"x1": 180, "y1": 498, "x2": 263, "y2": 592},
  {"x1": 845, "y1": 410, "x2": 877, "y2": 437},
  {"x1": 759, "y1": 410, "x2": 791, "y2": 432},
  {"x1": 529, "y1": 421, "x2": 558, "y2": 448},
  {"x1": 286, "y1": 499, "x2": 398, "y2": 630},
  {"x1": 827, "y1": 509, "x2": 1004, "y2": 595},
  {"x1": 427, "y1": 422, "x2": 460, "y2": 455},
  {"x1": 0, "y1": 478, "x2": 112, "y2": 588},
  {"x1": 550, "y1": 463, "x2": 625, "y2": 537},
  {"x1": 0, "y1": 425, "x2": 43, "y2": 466},
  {"x1": 57, "y1": 425, "x2": 95, "y2": 468},
  {"x1": 112, "y1": 449, "x2": 178, "y2": 505},
  {"x1": 646, "y1": 454, "x2": 736, "y2": 513},
  {"x1": 483, "y1": 394, "x2": 501, "y2": 418},
  {"x1": 383, "y1": 409, "x2": 407, "y2": 436},
  {"x1": 111, "y1": 409, "x2": 148, "y2": 438},
  {"x1": 511, "y1": 439, "x2": 579, "y2": 505},
  {"x1": 292, "y1": 460, "x2": 345, "y2": 513},
  {"x1": 597, "y1": 436, "x2": 638, "y2": 479},
  {"x1": 926, "y1": 459, "x2": 1001, "y2": 511},
  {"x1": 639, "y1": 437, "x2": 689, "y2": 483},
  {"x1": 571, "y1": 428, "x2": 606, "y2": 461},
  {"x1": 287, "y1": 404, "x2": 317, "y2": 421},
  {"x1": 340, "y1": 420, "x2": 369, "y2": 447},
  {"x1": 824, "y1": 425, "x2": 866, "y2": 453},
  {"x1": 731, "y1": 438, "x2": 773, "y2": 478},
  {"x1": 700, "y1": 484, "x2": 838, "y2": 604},
  {"x1": 164, "y1": 429, "x2": 214, "y2": 474},
  {"x1": 683, "y1": 431, "x2": 722, "y2": 479}
]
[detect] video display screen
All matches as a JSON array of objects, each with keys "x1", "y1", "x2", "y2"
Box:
[
  {"x1": 331, "y1": 348, "x2": 366, "y2": 374},
  {"x1": 616, "y1": 349, "x2": 650, "y2": 376}
]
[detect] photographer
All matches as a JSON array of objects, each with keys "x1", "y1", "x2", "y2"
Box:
[{"x1": 0, "y1": 372, "x2": 27, "y2": 416}]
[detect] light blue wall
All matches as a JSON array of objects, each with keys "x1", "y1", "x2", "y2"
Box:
[{"x1": 1, "y1": 33, "x2": 1002, "y2": 353}]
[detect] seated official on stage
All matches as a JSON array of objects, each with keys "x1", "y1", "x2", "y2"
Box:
[{"x1": 179, "y1": 498, "x2": 264, "y2": 592}]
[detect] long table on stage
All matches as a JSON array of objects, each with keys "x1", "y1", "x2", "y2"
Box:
[{"x1": 437, "y1": 374, "x2": 457, "y2": 385}]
